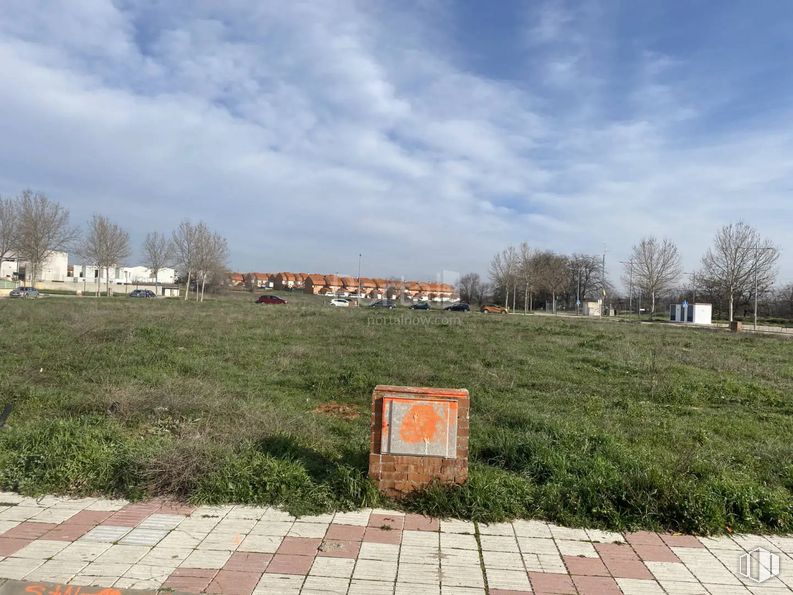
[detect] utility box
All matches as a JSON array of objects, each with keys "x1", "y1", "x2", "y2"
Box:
[
  {"x1": 670, "y1": 303, "x2": 712, "y2": 325},
  {"x1": 582, "y1": 300, "x2": 602, "y2": 316},
  {"x1": 369, "y1": 385, "x2": 469, "y2": 498}
]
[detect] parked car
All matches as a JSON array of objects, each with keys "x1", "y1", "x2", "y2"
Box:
[
  {"x1": 481, "y1": 304, "x2": 508, "y2": 314},
  {"x1": 256, "y1": 295, "x2": 287, "y2": 304},
  {"x1": 444, "y1": 302, "x2": 470, "y2": 312},
  {"x1": 409, "y1": 302, "x2": 431, "y2": 310},
  {"x1": 129, "y1": 289, "x2": 156, "y2": 298},
  {"x1": 369, "y1": 299, "x2": 396, "y2": 309},
  {"x1": 330, "y1": 298, "x2": 350, "y2": 307},
  {"x1": 9, "y1": 287, "x2": 39, "y2": 298}
]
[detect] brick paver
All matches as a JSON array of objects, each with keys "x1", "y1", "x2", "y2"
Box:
[{"x1": 0, "y1": 492, "x2": 790, "y2": 593}]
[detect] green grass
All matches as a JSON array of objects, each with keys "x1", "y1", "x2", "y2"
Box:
[{"x1": 0, "y1": 294, "x2": 791, "y2": 534}]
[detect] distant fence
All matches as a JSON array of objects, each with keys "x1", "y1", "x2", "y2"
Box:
[{"x1": 0, "y1": 280, "x2": 15, "y2": 289}]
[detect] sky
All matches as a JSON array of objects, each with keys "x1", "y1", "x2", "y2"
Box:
[{"x1": 1, "y1": 0, "x2": 792, "y2": 284}]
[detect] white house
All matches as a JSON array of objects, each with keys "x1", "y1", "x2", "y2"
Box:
[
  {"x1": 0, "y1": 251, "x2": 69, "y2": 283},
  {"x1": 72, "y1": 264, "x2": 176, "y2": 285}
]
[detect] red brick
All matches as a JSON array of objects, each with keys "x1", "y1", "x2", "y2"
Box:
[
  {"x1": 206, "y1": 569, "x2": 262, "y2": 595},
  {"x1": 4, "y1": 522, "x2": 56, "y2": 539},
  {"x1": 44, "y1": 523, "x2": 94, "y2": 541},
  {"x1": 0, "y1": 537, "x2": 32, "y2": 556},
  {"x1": 266, "y1": 554, "x2": 313, "y2": 575},
  {"x1": 317, "y1": 539, "x2": 360, "y2": 558},
  {"x1": 633, "y1": 543, "x2": 680, "y2": 562},
  {"x1": 163, "y1": 568, "x2": 217, "y2": 593},
  {"x1": 225, "y1": 552, "x2": 272, "y2": 573},
  {"x1": 363, "y1": 526, "x2": 401, "y2": 544},
  {"x1": 67, "y1": 510, "x2": 113, "y2": 526},
  {"x1": 403, "y1": 514, "x2": 439, "y2": 531},
  {"x1": 528, "y1": 572, "x2": 576, "y2": 594},
  {"x1": 369, "y1": 513, "x2": 404, "y2": 530},
  {"x1": 625, "y1": 531, "x2": 664, "y2": 547},
  {"x1": 325, "y1": 524, "x2": 365, "y2": 541},
  {"x1": 601, "y1": 558, "x2": 653, "y2": 580},
  {"x1": 572, "y1": 575, "x2": 622, "y2": 595},
  {"x1": 660, "y1": 534, "x2": 706, "y2": 548},
  {"x1": 276, "y1": 536, "x2": 321, "y2": 556}
]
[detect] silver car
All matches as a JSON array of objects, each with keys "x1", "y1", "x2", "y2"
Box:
[{"x1": 9, "y1": 287, "x2": 39, "y2": 298}]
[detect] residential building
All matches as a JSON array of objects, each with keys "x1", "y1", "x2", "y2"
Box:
[{"x1": 1, "y1": 251, "x2": 69, "y2": 283}]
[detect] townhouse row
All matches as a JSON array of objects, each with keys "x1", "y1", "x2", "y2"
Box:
[{"x1": 230, "y1": 271, "x2": 456, "y2": 302}]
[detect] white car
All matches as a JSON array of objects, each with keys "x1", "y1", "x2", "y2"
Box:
[{"x1": 330, "y1": 298, "x2": 350, "y2": 307}]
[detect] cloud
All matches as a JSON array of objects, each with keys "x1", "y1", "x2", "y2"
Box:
[{"x1": 0, "y1": 1, "x2": 791, "y2": 284}]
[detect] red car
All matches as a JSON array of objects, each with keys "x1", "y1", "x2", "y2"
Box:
[{"x1": 256, "y1": 295, "x2": 287, "y2": 304}]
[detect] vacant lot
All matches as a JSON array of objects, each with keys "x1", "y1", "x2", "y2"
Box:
[{"x1": 0, "y1": 294, "x2": 791, "y2": 535}]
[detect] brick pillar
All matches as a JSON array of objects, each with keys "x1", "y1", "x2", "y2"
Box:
[{"x1": 368, "y1": 385, "x2": 469, "y2": 498}]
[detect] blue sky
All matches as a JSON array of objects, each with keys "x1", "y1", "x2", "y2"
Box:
[{"x1": 1, "y1": 1, "x2": 791, "y2": 283}]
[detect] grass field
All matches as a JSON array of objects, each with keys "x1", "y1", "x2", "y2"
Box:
[{"x1": 0, "y1": 293, "x2": 791, "y2": 535}]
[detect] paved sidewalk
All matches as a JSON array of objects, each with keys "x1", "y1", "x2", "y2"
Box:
[{"x1": 0, "y1": 493, "x2": 790, "y2": 594}]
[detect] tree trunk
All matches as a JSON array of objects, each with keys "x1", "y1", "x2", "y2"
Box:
[
  {"x1": 504, "y1": 282, "x2": 509, "y2": 309},
  {"x1": 184, "y1": 271, "x2": 191, "y2": 301},
  {"x1": 200, "y1": 275, "x2": 207, "y2": 303},
  {"x1": 524, "y1": 285, "x2": 528, "y2": 314},
  {"x1": 651, "y1": 291, "x2": 656, "y2": 317},
  {"x1": 728, "y1": 291, "x2": 734, "y2": 322},
  {"x1": 552, "y1": 291, "x2": 556, "y2": 314}
]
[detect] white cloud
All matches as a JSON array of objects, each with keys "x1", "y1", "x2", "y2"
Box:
[{"x1": 0, "y1": 0, "x2": 791, "y2": 285}]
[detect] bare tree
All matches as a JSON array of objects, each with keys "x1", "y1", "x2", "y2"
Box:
[
  {"x1": 15, "y1": 191, "x2": 78, "y2": 287},
  {"x1": 625, "y1": 237, "x2": 682, "y2": 316},
  {"x1": 518, "y1": 243, "x2": 537, "y2": 313},
  {"x1": 81, "y1": 215, "x2": 131, "y2": 296},
  {"x1": 0, "y1": 195, "x2": 18, "y2": 267},
  {"x1": 569, "y1": 254, "x2": 603, "y2": 302},
  {"x1": 773, "y1": 283, "x2": 793, "y2": 319},
  {"x1": 193, "y1": 224, "x2": 229, "y2": 302},
  {"x1": 171, "y1": 220, "x2": 198, "y2": 301},
  {"x1": 143, "y1": 231, "x2": 173, "y2": 293},
  {"x1": 700, "y1": 222, "x2": 779, "y2": 321},
  {"x1": 535, "y1": 251, "x2": 569, "y2": 314},
  {"x1": 489, "y1": 245, "x2": 519, "y2": 309},
  {"x1": 458, "y1": 273, "x2": 481, "y2": 304}
]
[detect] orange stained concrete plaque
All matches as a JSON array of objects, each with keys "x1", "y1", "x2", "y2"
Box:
[{"x1": 380, "y1": 396, "x2": 458, "y2": 458}]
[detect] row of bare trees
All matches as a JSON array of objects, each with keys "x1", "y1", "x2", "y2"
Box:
[
  {"x1": 478, "y1": 243, "x2": 609, "y2": 313},
  {"x1": 478, "y1": 221, "x2": 782, "y2": 321},
  {"x1": 0, "y1": 190, "x2": 229, "y2": 302}
]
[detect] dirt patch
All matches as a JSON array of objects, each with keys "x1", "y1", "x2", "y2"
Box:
[{"x1": 313, "y1": 402, "x2": 359, "y2": 421}]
